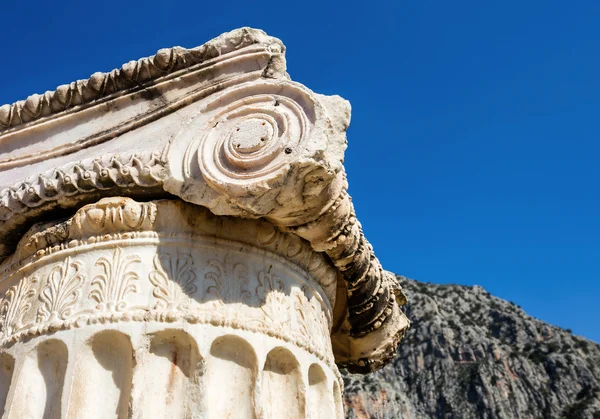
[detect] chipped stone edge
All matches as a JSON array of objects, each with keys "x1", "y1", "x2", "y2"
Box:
[
  {"x1": 0, "y1": 27, "x2": 409, "y2": 373},
  {"x1": 0, "y1": 27, "x2": 284, "y2": 132}
]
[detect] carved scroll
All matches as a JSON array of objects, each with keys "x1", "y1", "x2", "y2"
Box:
[{"x1": 0, "y1": 28, "x2": 409, "y2": 373}]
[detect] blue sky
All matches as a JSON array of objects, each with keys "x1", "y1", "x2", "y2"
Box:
[{"x1": 1, "y1": 1, "x2": 599, "y2": 342}]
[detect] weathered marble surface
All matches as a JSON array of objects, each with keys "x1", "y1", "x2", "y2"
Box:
[
  {"x1": 0, "y1": 197, "x2": 344, "y2": 418},
  {"x1": 0, "y1": 26, "x2": 410, "y2": 418}
]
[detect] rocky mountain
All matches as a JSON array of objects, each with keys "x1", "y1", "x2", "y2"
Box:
[{"x1": 343, "y1": 276, "x2": 600, "y2": 418}]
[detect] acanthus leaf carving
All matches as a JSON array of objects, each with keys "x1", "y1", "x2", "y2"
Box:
[
  {"x1": 256, "y1": 269, "x2": 285, "y2": 302},
  {"x1": 293, "y1": 286, "x2": 329, "y2": 355},
  {"x1": 0, "y1": 26, "x2": 411, "y2": 374},
  {"x1": 256, "y1": 270, "x2": 289, "y2": 328},
  {"x1": 294, "y1": 287, "x2": 313, "y2": 340},
  {"x1": 204, "y1": 259, "x2": 251, "y2": 306},
  {"x1": 313, "y1": 295, "x2": 332, "y2": 355},
  {"x1": 294, "y1": 290, "x2": 312, "y2": 343},
  {"x1": 149, "y1": 252, "x2": 197, "y2": 311},
  {"x1": 0, "y1": 276, "x2": 38, "y2": 339},
  {"x1": 37, "y1": 257, "x2": 85, "y2": 323},
  {"x1": 90, "y1": 248, "x2": 141, "y2": 312}
]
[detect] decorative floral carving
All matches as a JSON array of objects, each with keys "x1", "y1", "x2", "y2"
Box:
[
  {"x1": 292, "y1": 287, "x2": 329, "y2": 354},
  {"x1": 0, "y1": 300, "x2": 338, "y2": 372},
  {"x1": 256, "y1": 270, "x2": 289, "y2": 327},
  {"x1": 255, "y1": 270, "x2": 284, "y2": 303},
  {"x1": 0, "y1": 276, "x2": 38, "y2": 339},
  {"x1": 256, "y1": 222, "x2": 336, "y2": 301},
  {"x1": 294, "y1": 288, "x2": 312, "y2": 342},
  {"x1": 314, "y1": 296, "x2": 332, "y2": 354},
  {"x1": 149, "y1": 252, "x2": 197, "y2": 310},
  {"x1": 204, "y1": 259, "x2": 251, "y2": 305},
  {"x1": 0, "y1": 26, "x2": 412, "y2": 375},
  {"x1": 37, "y1": 258, "x2": 84, "y2": 323},
  {"x1": 90, "y1": 248, "x2": 141, "y2": 312}
]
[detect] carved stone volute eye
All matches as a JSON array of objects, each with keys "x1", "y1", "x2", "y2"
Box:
[{"x1": 193, "y1": 87, "x2": 312, "y2": 199}]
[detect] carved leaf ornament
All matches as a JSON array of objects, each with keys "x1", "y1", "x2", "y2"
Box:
[
  {"x1": 149, "y1": 252, "x2": 197, "y2": 310},
  {"x1": 37, "y1": 258, "x2": 84, "y2": 323},
  {"x1": 90, "y1": 248, "x2": 141, "y2": 312}
]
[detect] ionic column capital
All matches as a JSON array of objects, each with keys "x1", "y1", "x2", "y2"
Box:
[{"x1": 0, "y1": 27, "x2": 408, "y2": 372}]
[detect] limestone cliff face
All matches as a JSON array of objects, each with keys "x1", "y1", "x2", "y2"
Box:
[{"x1": 343, "y1": 276, "x2": 600, "y2": 419}]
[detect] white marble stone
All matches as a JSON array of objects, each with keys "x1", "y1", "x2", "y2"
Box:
[
  {"x1": 0, "y1": 198, "x2": 342, "y2": 418},
  {"x1": 0, "y1": 27, "x2": 410, "y2": 418}
]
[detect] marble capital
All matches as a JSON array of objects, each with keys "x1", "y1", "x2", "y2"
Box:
[
  {"x1": 0, "y1": 198, "x2": 344, "y2": 418},
  {"x1": 0, "y1": 27, "x2": 409, "y2": 379}
]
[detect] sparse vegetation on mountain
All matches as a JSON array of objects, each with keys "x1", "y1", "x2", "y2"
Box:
[{"x1": 344, "y1": 276, "x2": 600, "y2": 418}]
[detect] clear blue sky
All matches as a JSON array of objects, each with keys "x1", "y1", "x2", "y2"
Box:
[{"x1": 1, "y1": 1, "x2": 599, "y2": 342}]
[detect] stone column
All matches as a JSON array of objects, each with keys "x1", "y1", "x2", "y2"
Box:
[
  {"x1": 0, "y1": 28, "x2": 409, "y2": 418},
  {"x1": 0, "y1": 197, "x2": 342, "y2": 418}
]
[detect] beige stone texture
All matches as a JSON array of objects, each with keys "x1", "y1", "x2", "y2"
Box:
[
  {"x1": 0, "y1": 198, "x2": 342, "y2": 418},
  {"x1": 0, "y1": 27, "x2": 410, "y2": 417}
]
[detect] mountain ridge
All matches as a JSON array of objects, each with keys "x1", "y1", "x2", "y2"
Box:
[{"x1": 343, "y1": 276, "x2": 600, "y2": 418}]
